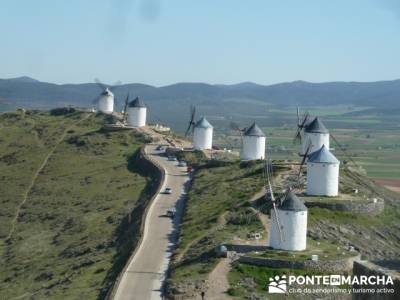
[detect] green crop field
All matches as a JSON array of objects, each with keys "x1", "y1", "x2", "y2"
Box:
[{"x1": 0, "y1": 110, "x2": 152, "y2": 299}]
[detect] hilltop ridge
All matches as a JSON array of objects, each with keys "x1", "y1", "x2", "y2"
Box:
[{"x1": 2, "y1": 77, "x2": 400, "y2": 114}]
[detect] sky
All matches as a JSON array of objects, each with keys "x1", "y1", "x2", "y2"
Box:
[{"x1": 1, "y1": 0, "x2": 400, "y2": 86}]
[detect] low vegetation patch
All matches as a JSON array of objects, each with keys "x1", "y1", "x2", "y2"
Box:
[
  {"x1": 227, "y1": 263, "x2": 338, "y2": 299},
  {"x1": 167, "y1": 159, "x2": 271, "y2": 293},
  {"x1": 249, "y1": 238, "x2": 356, "y2": 261}
]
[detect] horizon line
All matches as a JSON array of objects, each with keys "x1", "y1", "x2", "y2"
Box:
[{"x1": 2, "y1": 75, "x2": 400, "y2": 88}]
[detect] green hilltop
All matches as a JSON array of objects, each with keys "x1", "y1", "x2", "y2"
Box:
[{"x1": 0, "y1": 110, "x2": 155, "y2": 299}]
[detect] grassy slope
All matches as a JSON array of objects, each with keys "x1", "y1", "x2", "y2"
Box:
[
  {"x1": 167, "y1": 159, "x2": 266, "y2": 291},
  {"x1": 0, "y1": 111, "x2": 150, "y2": 299},
  {"x1": 226, "y1": 166, "x2": 400, "y2": 298},
  {"x1": 227, "y1": 264, "x2": 322, "y2": 299}
]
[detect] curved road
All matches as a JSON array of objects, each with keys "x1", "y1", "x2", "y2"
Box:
[{"x1": 113, "y1": 143, "x2": 190, "y2": 300}]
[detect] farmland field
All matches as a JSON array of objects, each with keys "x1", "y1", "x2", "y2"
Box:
[{"x1": 209, "y1": 105, "x2": 400, "y2": 191}]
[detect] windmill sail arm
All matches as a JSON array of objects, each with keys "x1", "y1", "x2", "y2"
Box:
[
  {"x1": 271, "y1": 202, "x2": 284, "y2": 243},
  {"x1": 265, "y1": 160, "x2": 285, "y2": 243},
  {"x1": 94, "y1": 78, "x2": 107, "y2": 91},
  {"x1": 331, "y1": 133, "x2": 359, "y2": 167}
]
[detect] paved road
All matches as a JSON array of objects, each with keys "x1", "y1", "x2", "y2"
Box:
[{"x1": 113, "y1": 143, "x2": 190, "y2": 300}]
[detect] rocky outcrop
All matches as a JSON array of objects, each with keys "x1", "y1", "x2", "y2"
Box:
[{"x1": 308, "y1": 220, "x2": 400, "y2": 260}]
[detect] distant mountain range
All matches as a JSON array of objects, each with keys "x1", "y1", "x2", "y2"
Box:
[{"x1": 1, "y1": 76, "x2": 400, "y2": 129}]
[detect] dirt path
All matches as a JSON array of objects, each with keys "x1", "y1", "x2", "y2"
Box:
[
  {"x1": 257, "y1": 211, "x2": 270, "y2": 244},
  {"x1": 6, "y1": 113, "x2": 91, "y2": 240},
  {"x1": 203, "y1": 188, "x2": 270, "y2": 299},
  {"x1": 205, "y1": 258, "x2": 233, "y2": 300},
  {"x1": 249, "y1": 187, "x2": 270, "y2": 244}
]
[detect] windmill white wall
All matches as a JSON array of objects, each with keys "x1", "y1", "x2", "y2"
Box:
[
  {"x1": 306, "y1": 145, "x2": 340, "y2": 196},
  {"x1": 269, "y1": 191, "x2": 308, "y2": 251},
  {"x1": 302, "y1": 132, "x2": 330, "y2": 154},
  {"x1": 127, "y1": 107, "x2": 146, "y2": 127},
  {"x1": 127, "y1": 97, "x2": 147, "y2": 127},
  {"x1": 307, "y1": 163, "x2": 339, "y2": 196},
  {"x1": 193, "y1": 117, "x2": 213, "y2": 150},
  {"x1": 242, "y1": 136, "x2": 266, "y2": 160},
  {"x1": 241, "y1": 122, "x2": 266, "y2": 160},
  {"x1": 301, "y1": 117, "x2": 329, "y2": 155},
  {"x1": 98, "y1": 89, "x2": 114, "y2": 113}
]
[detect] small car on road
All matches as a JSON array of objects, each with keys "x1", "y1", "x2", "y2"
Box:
[
  {"x1": 168, "y1": 156, "x2": 177, "y2": 161},
  {"x1": 164, "y1": 187, "x2": 173, "y2": 194},
  {"x1": 178, "y1": 161, "x2": 187, "y2": 167},
  {"x1": 166, "y1": 207, "x2": 176, "y2": 218}
]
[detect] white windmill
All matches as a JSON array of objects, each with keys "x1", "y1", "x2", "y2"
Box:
[
  {"x1": 184, "y1": 105, "x2": 214, "y2": 150},
  {"x1": 293, "y1": 108, "x2": 330, "y2": 155},
  {"x1": 193, "y1": 117, "x2": 213, "y2": 150},
  {"x1": 241, "y1": 122, "x2": 266, "y2": 160},
  {"x1": 126, "y1": 97, "x2": 147, "y2": 127},
  {"x1": 302, "y1": 117, "x2": 330, "y2": 155},
  {"x1": 230, "y1": 121, "x2": 266, "y2": 160},
  {"x1": 306, "y1": 145, "x2": 340, "y2": 196},
  {"x1": 293, "y1": 108, "x2": 342, "y2": 197},
  {"x1": 269, "y1": 190, "x2": 308, "y2": 251},
  {"x1": 265, "y1": 162, "x2": 308, "y2": 251},
  {"x1": 91, "y1": 79, "x2": 121, "y2": 114}
]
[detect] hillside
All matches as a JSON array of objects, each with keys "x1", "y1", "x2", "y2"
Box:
[
  {"x1": 165, "y1": 156, "x2": 400, "y2": 299},
  {"x1": 1, "y1": 78, "x2": 400, "y2": 130},
  {"x1": 0, "y1": 110, "x2": 157, "y2": 299}
]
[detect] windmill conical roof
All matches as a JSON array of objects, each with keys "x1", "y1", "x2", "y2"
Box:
[
  {"x1": 101, "y1": 88, "x2": 113, "y2": 96},
  {"x1": 244, "y1": 122, "x2": 265, "y2": 137},
  {"x1": 128, "y1": 97, "x2": 146, "y2": 108},
  {"x1": 279, "y1": 190, "x2": 307, "y2": 211},
  {"x1": 305, "y1": 117, "x2": 329, "y2": 133},
  {"x1": 195, "y1": 117, "x2": 213, "y2": 129},
  {"x1": 307, "y1": 145, "x2": 339, "y2": 164}
]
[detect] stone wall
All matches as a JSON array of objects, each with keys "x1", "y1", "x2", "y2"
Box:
[
  {"x1": 226, "y1": 244, "x2": 269, "y2": 253},
  {"x1": 106, "y1": 146, "x2": 165, "y2": 299},
  {"x1": 238, "y1": 254, "x2": 361, "y2": 273},
  {"x1": 353, "y1": 260, "x2": 400, "y2": 300},
  {"x1": 305, "y1": 198, "x2": 384, "y2": 215}
]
